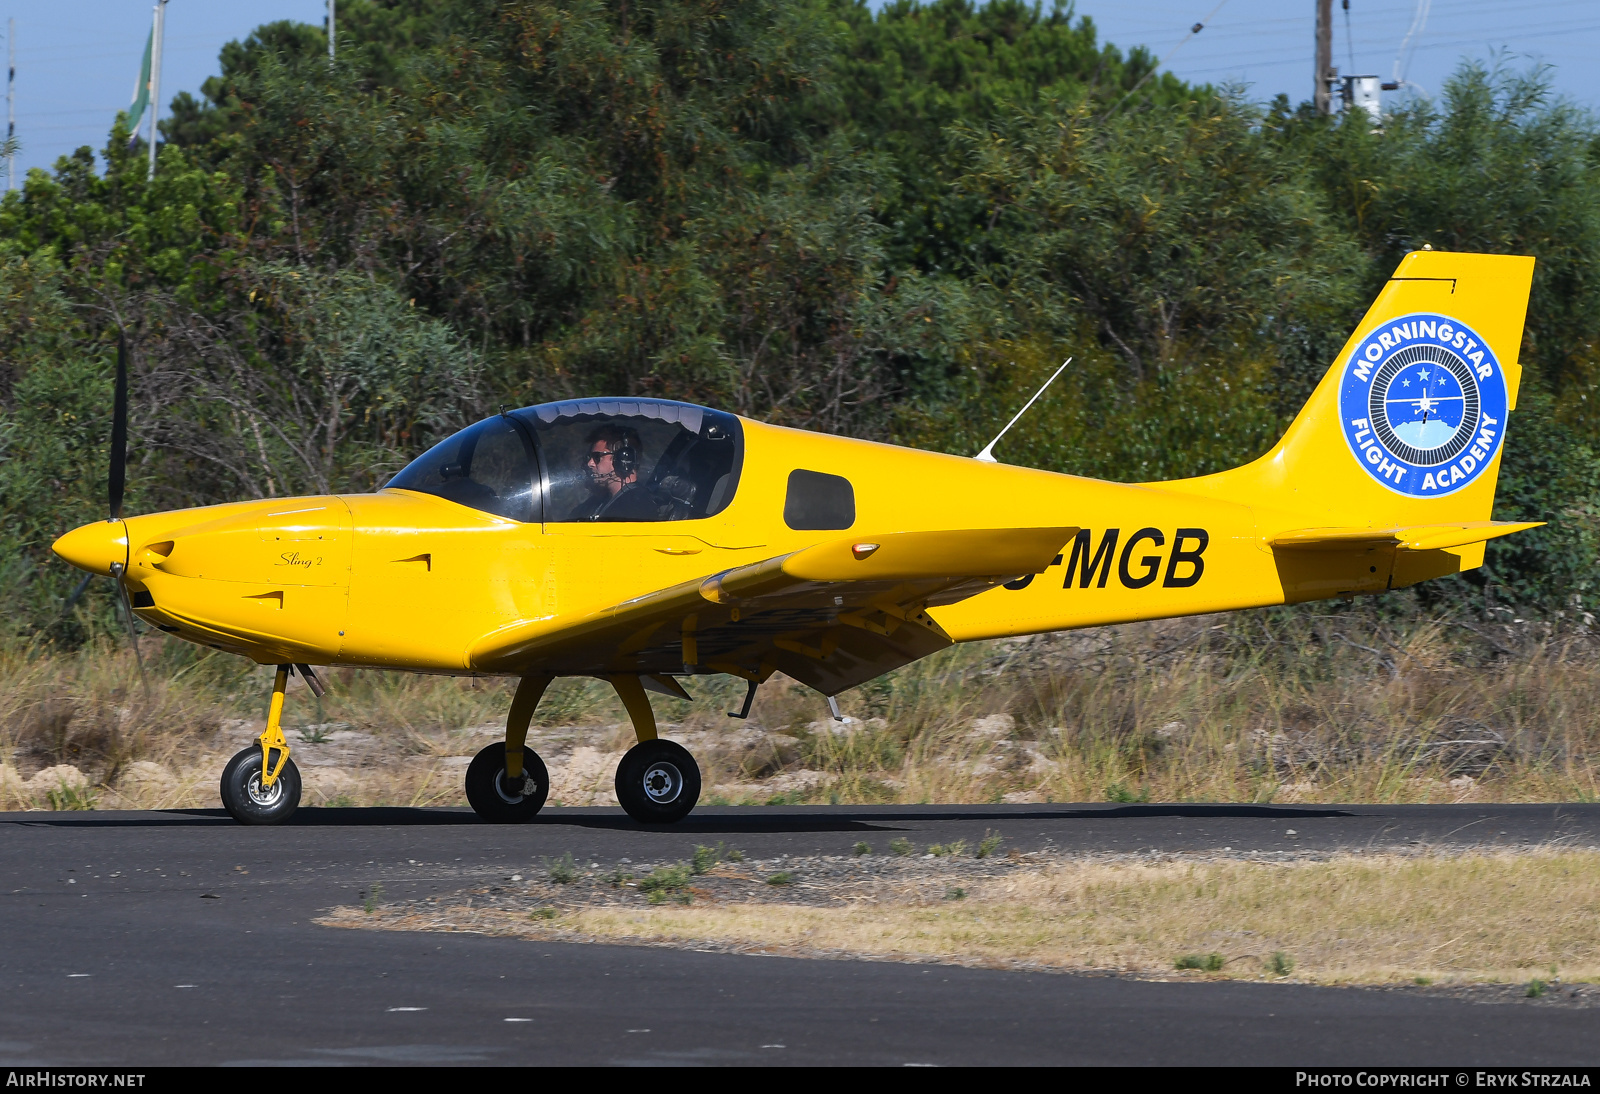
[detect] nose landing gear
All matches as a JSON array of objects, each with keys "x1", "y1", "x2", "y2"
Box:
[{"x1": 220, "y1": 664, "x2": 303, "y2": 825}]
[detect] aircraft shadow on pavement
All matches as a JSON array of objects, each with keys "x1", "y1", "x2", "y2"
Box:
[{"x1": 0, "y1": 802, "x2": 1357, "y2": 831}]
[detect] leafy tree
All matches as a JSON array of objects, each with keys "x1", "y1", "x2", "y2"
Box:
[{"x1": 5, "y1": 0, "x2": 1600, "y2": 636}]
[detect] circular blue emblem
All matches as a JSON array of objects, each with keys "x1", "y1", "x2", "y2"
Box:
[{"x1": 1338, "y1": 312, "x2": 1509, "y2": 498}]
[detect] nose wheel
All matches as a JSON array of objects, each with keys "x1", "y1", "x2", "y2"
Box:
[
  {"x1": 220, "y1": 745, "x2": 302, "y2": 825},
  {"x1": 615, "y1": 739, "x2": 701, "y2": 824},
  {"x1": 465, "y1": 742, "x2": 550, "y2": 822},
  {"x1": 221, "y1": 663, "x2": 304, "y2": 825}
]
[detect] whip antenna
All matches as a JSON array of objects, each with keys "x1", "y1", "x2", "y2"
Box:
[{"x1": 975, "y1": 358, "x2": 1072, "y2": 464}]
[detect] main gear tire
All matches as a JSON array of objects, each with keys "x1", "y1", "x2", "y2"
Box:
[
  {"x1": 614, "y1": 739, "x2": 700, "y2": 824},
  {"x1": 465, "y1": 742, "x2": 550, "y2": 823},
  {"x1": 220, "y1": 745, "x2": 302, "y2": 826}
]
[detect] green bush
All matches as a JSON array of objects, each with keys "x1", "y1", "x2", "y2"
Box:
[{"x1": 9, "y1": 2, "x2": 1600, "y2": 643}]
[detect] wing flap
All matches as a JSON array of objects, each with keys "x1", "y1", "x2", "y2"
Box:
[{"x1": 1270, "y1": 520, "x2": 1543, "y2": 552}]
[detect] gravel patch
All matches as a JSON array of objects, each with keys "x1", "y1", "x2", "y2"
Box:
[{"x1": 319, "y1": 842, "x2": 1600, "y2": 1007}]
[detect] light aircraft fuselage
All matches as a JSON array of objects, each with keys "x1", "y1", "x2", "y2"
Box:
[{"x1": 49, "y1": 249, "x2": 1543, "y2": 825}]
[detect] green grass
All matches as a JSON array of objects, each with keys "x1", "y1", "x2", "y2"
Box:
[
  {"x1": 692, "y1": 843, "x2": 730, "y2": 875},
  {"x1": 1105, "y1": 781, "x2": 1151, "y2": 804},
  {"x1": 546, "y1": 852, "x2": 579, "y2": 884},
  {"x1": 44, "y1": 784, "x2": 96, "y2": 811},
  {"x1": 640, "y1": 864, "x2": 692, "y2": 894}
]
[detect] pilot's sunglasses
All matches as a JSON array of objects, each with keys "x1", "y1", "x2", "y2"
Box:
[{"x1": 585, "y1": 449, "x2": 614, "y2": 464}]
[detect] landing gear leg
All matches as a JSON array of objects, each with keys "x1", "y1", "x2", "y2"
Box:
[
  {"x1": 465, "y1": 674, "x2": 551, "y2": 823},
  {"x1": 220, "y1": 664, "x2": 302, "y2": 825},
  {"x1": 610, "y1": 674, "x2": 700, "y2": 824}
]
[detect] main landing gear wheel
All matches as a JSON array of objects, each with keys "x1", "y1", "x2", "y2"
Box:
[
  {"x1": 220, "y1": 745, "x2": 302, "y2": 825},
  {"x1": 614, "y1": 739, "x2": 701, "y2": 824},
  {"x1": 465, "y1": 742, "x2": 550, "y2": 823}
]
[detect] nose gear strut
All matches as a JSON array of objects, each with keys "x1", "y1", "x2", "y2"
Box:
[{"x1": 220, "y1": 663, "x2": 303, "y2": 825}]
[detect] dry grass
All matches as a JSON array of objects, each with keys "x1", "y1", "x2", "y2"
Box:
[
  {"x1": 4, "y1": 598, "x2": 1600, "y2": 810},
  {"x1": 324, "y1": 849, "x2": 1600, "y2": 988}
]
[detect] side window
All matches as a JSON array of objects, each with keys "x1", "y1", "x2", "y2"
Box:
[
  {"x1": 387, "y1": 417, "x2": 539, "y2": 522},
  {"x1": 784, "y1": 469, "x2": 855, "y2": 530}
]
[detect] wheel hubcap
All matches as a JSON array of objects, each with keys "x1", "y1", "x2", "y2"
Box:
[
  {"x1": 246, "y1": 773, "x2": 283, "y2": 808},
  {"x1": 494, "y1": 769, "x2": 530, "y2": 805},
  {"x1": 641, "y1": 760, "x2": 683, "y2": 804}
]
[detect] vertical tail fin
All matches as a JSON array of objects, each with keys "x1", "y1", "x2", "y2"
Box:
[
  {"x1": 1178, "y1": 250, "x2": 1535, "y2": 528},
  {"x1": 1164, "y1": 250, "x2": 1536, "y2": 595}
]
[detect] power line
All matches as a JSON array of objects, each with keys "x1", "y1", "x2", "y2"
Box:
[
  {"x1": 1109, "y1": 0, "x2": 1233, "y2": 114},
  {"x1": 1173, "y1": 15, "x2": 1600, "y2": 77},
  {"x1": 1392, "y1": 0, "x2": 1434, "y2": 88}
]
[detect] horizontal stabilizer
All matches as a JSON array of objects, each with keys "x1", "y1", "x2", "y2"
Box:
[{"x1": 1270, "y1": 520, "x2": 1544, "y2": 552}]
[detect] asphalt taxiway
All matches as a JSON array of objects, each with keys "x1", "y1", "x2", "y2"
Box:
[{"x1": 2, "y1": 803, "x2": 1597, "y2": 1066}]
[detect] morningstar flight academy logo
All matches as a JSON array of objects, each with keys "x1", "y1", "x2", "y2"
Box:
[{"x1": 1338, "y1": 312, "x2": 1509, "y2": 498}]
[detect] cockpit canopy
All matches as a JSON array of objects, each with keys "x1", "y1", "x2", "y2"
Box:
[{"x1": 387, "y1": 399, "x2": 743, "y2": 524}]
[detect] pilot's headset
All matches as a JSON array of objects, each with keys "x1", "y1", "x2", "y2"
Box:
[
  {"x1": 593, "y1": 425, "x2": 641, "y2": 479},
  {"x1": 611, "y1": 427, "x2": 642, "y2": 478}
]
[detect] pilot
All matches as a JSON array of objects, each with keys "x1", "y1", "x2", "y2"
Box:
[{"x1": 568, "y1": 424, "x2": 661, "y2": 521}]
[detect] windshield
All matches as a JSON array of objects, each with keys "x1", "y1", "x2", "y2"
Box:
[
  {"x1": 386, "y1": 415, "x2": 540, "y2": 522},
  {"x1": 513, "y1": 398, "x2": 742, "y2": 523},
  {"x1": 386, "y1": 399, "x2": 742, "y2": 524}
]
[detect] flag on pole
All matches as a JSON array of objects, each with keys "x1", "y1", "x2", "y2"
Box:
[{"x1": 128, "y1": 25, "x2": 152, "y2": 133}]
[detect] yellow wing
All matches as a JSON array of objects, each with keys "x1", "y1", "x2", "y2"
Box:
[{"x1": 468, "y1": 527, "x2": 1076, "y2": 695}]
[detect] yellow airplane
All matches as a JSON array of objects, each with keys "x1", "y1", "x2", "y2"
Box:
[{"x1": 52, "y1": 250, "x2": 1542, "y2": 826}]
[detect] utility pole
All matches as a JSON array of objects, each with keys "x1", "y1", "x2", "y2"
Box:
[
  {"x1": 1314, "y1": 0, "x2": 1334, "y2": 114},
  {"x1": 7, "y1": 20, "x2": 14, "y2": 192},
  {"x1": 328, "y1": 0, "x2": 336, "y2": 60},
  {"x1": 146, "y1": 1, "x2": 168, "y2": 181}
]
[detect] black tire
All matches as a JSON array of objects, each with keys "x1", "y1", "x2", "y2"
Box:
[
  {"x1": 614, "y1": 739, "x2": 700, "y2": 824},
  {"x1": 464, "y1": 742, "x2": 549, "y2": 823},
  {"x1": 220, "y1": 745, "x2": 302, "y2": 825}
]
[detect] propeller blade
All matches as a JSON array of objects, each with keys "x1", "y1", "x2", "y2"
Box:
[
  {"x1": 62, "y1": 572, "x2": 95, "y2": 614},
  {"x1": 109, "y1": 561, "x2": 151, "y2": 701},
  {"x1": 109, "y1": 333, "x2": 128, "y2": 520}
]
